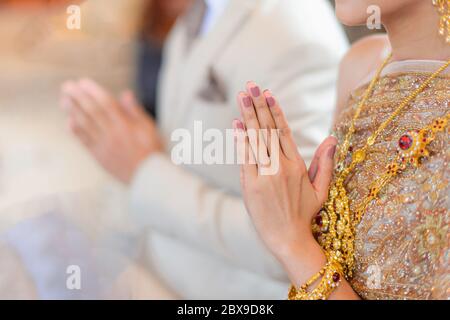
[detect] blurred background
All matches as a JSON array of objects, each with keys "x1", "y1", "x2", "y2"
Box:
[{"x1": 0, "y1": 0, "x2": 383, "y2": 299}]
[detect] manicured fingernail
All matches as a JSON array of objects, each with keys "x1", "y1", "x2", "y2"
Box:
[
  {"x1": 266, "y1": 96, "x2": 276, "y2": 107},
  {"x1": 250, "y1": 86, "x2": 260, "y2": 97},
  {"x1": 235, "y1": 119, "x2": 244, "y2": 130},
  {"x1": 243, "y1": 96, "x2": 252, "y2": 108},
  {"x1": 328, "y1": 145, "x2": 337, "y2": 159}
]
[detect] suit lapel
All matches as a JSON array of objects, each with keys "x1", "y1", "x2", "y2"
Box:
[{"x1": 170, "y1": 0, "x2": 256, "y2": 128}]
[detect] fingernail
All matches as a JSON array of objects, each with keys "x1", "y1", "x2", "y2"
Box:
[
  {"x1": 266, "y1": 96, "x2": 276, "y2": 107},
  {"x1": 328, "y1": 145, "x2": 337, "y2": 159},
  {"x1": 243, "y1": 96, "x2": 252, "y2": 108},
  {"x1": 235, "y1": 119, "x2": 244, "y2": 130},
  {"x1": 250, "y1": 86, "x2": 260, "y2": 97}
]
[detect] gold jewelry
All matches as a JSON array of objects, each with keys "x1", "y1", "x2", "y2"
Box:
[
  {"x1": 315, "y1": 56, "x2": 450, "y2": 279},
  {"x1": 354, "y1": 112, "x2": 450, "y2": 226},
  {"x1": 335, "y1": 53, "x2": 393, "y2": 166},
  {"x1": 288, "y1": 257, "x2": 343, "y2": 300},
  {"x1": 433, "y1": 0, "x2": 450, "y2": 43},
  {"x1": 290, "y1": 57, "x2": 450, "y2": 300},
  {"x1": 293, "y1": 111, "x2": 449, "y2": 300}
]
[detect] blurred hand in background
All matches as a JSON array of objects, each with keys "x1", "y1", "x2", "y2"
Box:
[
  {"x1": 0, "y1": 0, "x2": 84, "y2": 10},
  {"x1": 60, "y1": 79, "x2": 163, "y2": 184},
  {"x1": 57, "y1": 0, "x2": 191, "y2": 184}
]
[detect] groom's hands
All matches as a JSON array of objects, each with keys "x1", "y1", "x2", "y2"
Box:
[
  {"x1": 1, "y1": 0, "x2": 84, "y2": 10},
  {"x1": 60, "y1": 78, "x2": 163, "y2": 184}
]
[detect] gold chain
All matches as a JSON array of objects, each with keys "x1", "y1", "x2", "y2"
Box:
[
  {"x1": 338, "y1": 55, "x2": 450, "y2": 171},
  {"x1": 317, "y1": 56, "x2": 450, "y2": 279},
  {"x1": 336, "y1": 53, "x2": 393, "y2": 165},
  {"x1": 354, "y1": 113, "x2": 450, "y2": 226},
  {"x1": 290, "y1": 57, "x2": 450, "y2": 300},
  {"x1": 291, "y1": 112, "x2": 449, "y2": 300}
]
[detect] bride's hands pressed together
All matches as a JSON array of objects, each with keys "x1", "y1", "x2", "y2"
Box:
[
  {"x1": 230, "y1": 82, "x2": 364, "y2": 299},
  {"x1": 233, "y1": 82, "x2": 338, "y2": 262}
]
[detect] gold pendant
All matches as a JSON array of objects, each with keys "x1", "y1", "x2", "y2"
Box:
[{"x1": 353, "y1": 149, "x2": 366, "y2": 163}]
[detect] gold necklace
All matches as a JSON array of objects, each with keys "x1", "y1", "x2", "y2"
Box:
[{"x1": 313, "y1": 56, "x2": 450, "y2": 279}]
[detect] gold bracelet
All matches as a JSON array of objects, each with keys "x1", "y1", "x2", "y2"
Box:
[{"x1": 288, "y1": 258, "x2": 343, "y2": 300}]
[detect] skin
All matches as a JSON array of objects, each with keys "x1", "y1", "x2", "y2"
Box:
[
  {"x1": 335, "y1": 34, "x2": 391, "y2": 118},
  {"x1": 60, "y1": 79, "x2": 163, "y2": 183},
  {"x1": 336, "y1": 0, "x2": 450, "y2": 61},
  {"x1": 233, "y1": 87, "x2": 359, "y2": 299},
  {"x1": 159, "y1": 0, "x2": 192, "y2": 18},
  {"x1": 59, "y1": 0, "x2": 450, "y2": 299},
  {"x1": 60, "y1": 0, "x2": 449, "y2": 185},
  {"x1": 0, "y1": 0, "x2": 83, "y2": 10},
  {"x1": 59, "y1": 0, "x2": 189, "y2": 184},
  {"x1": 235, "y1": 0, "x2": 450, "y2": 299}
]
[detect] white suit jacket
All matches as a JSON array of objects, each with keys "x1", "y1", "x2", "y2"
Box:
[{"x1": 129, "y1": 0, "x2": 348, "y2": 299}]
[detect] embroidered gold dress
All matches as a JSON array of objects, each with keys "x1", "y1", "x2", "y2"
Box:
[{"x1": 333, "y1": 61, "x2": 449, "y2": 300}]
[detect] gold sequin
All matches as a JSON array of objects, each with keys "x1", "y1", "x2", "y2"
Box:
[{"x1": 333, "y1": 72, "x2": 450, "y2": 300}]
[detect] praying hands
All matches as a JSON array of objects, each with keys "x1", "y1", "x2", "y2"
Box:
[
  {"x1": 60, "y1": 79, "x2": 163, "y2": 184},
  {"x1": 232, "y1": 82, "x2": 359, "y2": 299}
]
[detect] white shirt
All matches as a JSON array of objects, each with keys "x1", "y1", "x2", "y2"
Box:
[{"x1": 199, "y1": 0, "x2": 230, "y2": 36}]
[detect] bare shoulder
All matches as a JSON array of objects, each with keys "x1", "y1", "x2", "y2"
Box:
[{"x1": 335, "y1": 34, "x2": 391, "y2": 119}]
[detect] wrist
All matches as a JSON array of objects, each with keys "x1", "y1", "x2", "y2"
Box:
[
  {"x1": 276, "y1": 234, "x2": 322, "y2": 264},
  {"x1": 275, "y1": 235, "x2": 327, "y2": 287}
]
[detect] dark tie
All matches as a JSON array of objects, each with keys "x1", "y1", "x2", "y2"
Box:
[{"x1": 138, "y1": 0, "x2": 207, "y2": 119}]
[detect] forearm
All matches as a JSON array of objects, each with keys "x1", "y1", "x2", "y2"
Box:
[{"x1": 276, "y1": 238, "x2": 360, "y2": 300}]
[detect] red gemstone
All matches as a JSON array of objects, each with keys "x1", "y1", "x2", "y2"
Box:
[
  {"x1": 332, "y1": 273, "x2": 340, "y2": 283},
  {"x1": 399, "y1": 134, "x2": 413, "y2": 150},
  {"x1": 315, "y1": 214, "x2": 323, "y2": 227}
]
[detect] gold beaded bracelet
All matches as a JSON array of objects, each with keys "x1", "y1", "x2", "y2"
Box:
[{"x1": 288, "y1": 258, "x2": 343, "y2": 300}]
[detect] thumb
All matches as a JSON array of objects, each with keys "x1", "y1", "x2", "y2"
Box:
[
  {"x1": 119, "y1": 90, "x2": 144, "y2": 119},
  {"x1": 312, "y1": 143, "x2": 337, "y2": 204}
]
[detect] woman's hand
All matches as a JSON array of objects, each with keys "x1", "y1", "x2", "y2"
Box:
[
  {"x1": 233, "y1": 83, "x2": 360, "y2": 299},
  {"x1": 232, "y1": 82, "x2": 338, "y2": 263}
]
